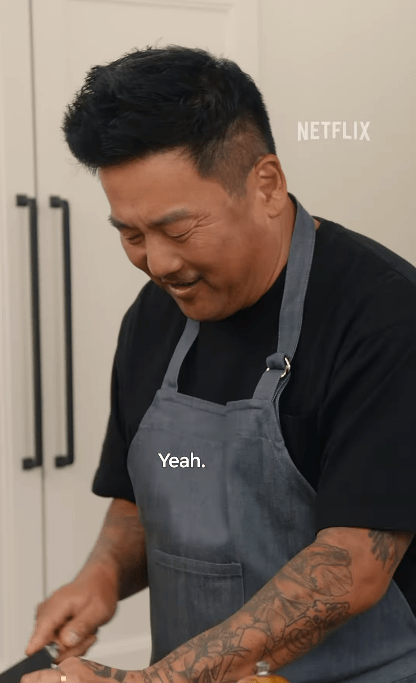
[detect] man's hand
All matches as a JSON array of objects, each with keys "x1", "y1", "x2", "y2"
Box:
[{"x1": 20, "y1": 657, "x2": 145, "y2": 683}]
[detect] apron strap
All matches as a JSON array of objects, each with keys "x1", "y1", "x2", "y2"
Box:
[
  {"x1": 253, "y1": 195, "x2": 316, "y2": 401},
  {"x1": 162, "y1": 316, "x2": 200, "y2": 391}
]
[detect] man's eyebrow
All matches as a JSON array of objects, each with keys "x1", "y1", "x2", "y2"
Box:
[{"x1": 108, "y1": 208, "x2": 195, "y2": 231}]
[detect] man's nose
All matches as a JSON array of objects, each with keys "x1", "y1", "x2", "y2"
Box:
[{"x1": 145, "y1": 236, "x2": 183, "y2": 279}]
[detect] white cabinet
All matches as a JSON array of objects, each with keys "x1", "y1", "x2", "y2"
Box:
[
  {"x1": 0, "y1": 0, "x2": 44, "y2": 670},
  {"x1": 0, "y1": 0, "x2": 259, "y2": 672}
]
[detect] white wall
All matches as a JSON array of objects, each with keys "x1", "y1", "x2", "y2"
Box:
[{"x1": 258, "y1": 0, "x2": 416, "y2": 265}]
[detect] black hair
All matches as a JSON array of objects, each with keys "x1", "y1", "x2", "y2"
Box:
[{"x1": 62, "y1": 43, "x2": 277, "y2": 199}]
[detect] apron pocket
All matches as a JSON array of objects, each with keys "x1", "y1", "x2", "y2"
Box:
[{"x1": 149, "y1": 548, "x2": 244, "y2": 663}]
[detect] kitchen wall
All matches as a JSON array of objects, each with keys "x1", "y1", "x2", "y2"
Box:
[{"x1": 258, "y1": 0, "x2": 415, "y2": 264}]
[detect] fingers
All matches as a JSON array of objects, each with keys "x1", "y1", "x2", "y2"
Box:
[
  {"x1": 25, "y1": 594, "x2": 99, "y2": 657},
  {"x1": 25, "y1": 598, "x2": 73, "y2": 657},
  {"x1": 53, "y1": 633, "x2": 98, "y2": 665},
  {"x1": 25, "y1": 571, "x2": 116, "y2": 662}
]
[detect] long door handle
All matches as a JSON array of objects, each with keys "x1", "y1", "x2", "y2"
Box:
[
  {"x1": 50, "y1": 196, "x2": 74, "y2": 467},
  {"x1": 16, "y1": 195, "x2": 44, "y2": 470}
]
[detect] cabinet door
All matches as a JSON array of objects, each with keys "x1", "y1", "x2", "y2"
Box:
[
  {"x1": 30, "y1": 0, "x2": 259, "y2": 671},
  {"x1": 0, "y1": 0, "x2": 44, "y2": 670}
]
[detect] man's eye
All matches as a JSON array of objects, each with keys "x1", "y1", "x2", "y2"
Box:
[
  {"x1": 125, "y1": 232, "x2": 188, "y2": 244},
  {"x1": 126, "y1": 234, "x2": 143, "y2": 243},
  {"x1": 169, "y1": 232, "x2": 188, "y2": 240},
  {"x1": 124, "y1": 231, "x2": 189, "y2": 244}
]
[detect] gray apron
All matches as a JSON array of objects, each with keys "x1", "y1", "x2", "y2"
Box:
[{"x1": 127, "y1": 195, "x2": 416, "y2": 683}]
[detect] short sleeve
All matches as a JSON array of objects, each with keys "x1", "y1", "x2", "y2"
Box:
[
  {"x1": 91, "y1": 338, "x2": 136, "y2": 503},
  {"x1": 316, "y1": 310, "x2": 416, "y2": 534}
]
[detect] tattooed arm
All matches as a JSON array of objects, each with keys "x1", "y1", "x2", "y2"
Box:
[{"x1": 139, "y1": 527, "x2": 413, "y2": 683}]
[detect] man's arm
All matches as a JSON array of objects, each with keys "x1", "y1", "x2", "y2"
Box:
[
  {"x1": 141, "y1": 527, "x2": 413, "y2": 683},
  {"x1": 78, "y1": 497, "x2": 148, "y2": 600}
]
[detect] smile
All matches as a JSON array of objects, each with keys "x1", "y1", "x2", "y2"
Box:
[{"x1": 168, "y1": 278, "x2": 202, "y2": 296}]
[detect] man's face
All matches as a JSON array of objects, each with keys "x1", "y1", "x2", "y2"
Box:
[{"x1": 99, "y1": 150, "x2": 289, "y2": 322}]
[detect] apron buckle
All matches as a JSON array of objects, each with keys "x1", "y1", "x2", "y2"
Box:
[
  {"x1": 281, "y1": 355, "x2": 291, "y2": 378},
  {"x1": 266, "y1": 355, "x2": 291, "y2": 378}
]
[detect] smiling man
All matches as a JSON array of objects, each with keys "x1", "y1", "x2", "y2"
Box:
[
  {"x1": 23, "y1": 45, "x2": 416, "y2": 683},
  {"x1": 100, "y1": 149, "x2": 303, "y2": 323}
]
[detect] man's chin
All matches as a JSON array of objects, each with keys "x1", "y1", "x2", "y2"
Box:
[{"x1": 176, "y1": 301, "x2": 231, "y2": 323}]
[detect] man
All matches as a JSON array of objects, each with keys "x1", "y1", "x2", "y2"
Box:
[{"x1": 23, "y1": 45, "x2": 416, "y2": 683}]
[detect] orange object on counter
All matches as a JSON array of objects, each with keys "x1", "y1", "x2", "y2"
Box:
[{"x1": 237, "y1": 661, "x2": 290, "y2": 683}]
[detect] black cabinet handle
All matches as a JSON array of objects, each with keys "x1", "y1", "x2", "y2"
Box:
[
  {"x1": 50, "y1": 196, "x2": 74, "y2": 467},
  {"x1": 16, "y1": 195, "x2": 44, "y2": 470}
]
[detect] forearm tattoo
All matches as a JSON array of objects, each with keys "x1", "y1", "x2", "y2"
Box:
[
  {"x1": 143, "y1": 542, "x2": 354, "y2": 683},
  {"x1": 368, "y1": 529, "x2": 405, "y2": 576},
  {"x1": 86, "y1": 530, "x2": 409, "y2": 683},
  {"x1": 81, "y1": 659, "x2": 130, "y2": 681}
]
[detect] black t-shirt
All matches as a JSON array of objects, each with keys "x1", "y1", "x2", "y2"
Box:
[{"x1": 92, "y1": 213, "x2": 416, "y2": 617}]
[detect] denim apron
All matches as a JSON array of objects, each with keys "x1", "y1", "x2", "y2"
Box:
[{"x1": 127, "y1": 195, "x2": 416, "y2": 683}]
